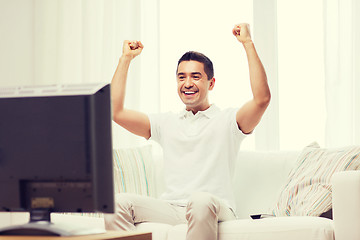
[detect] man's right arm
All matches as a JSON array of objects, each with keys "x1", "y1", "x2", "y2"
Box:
[{"x1": 111, "y1": 40, "x2": 151, "y2": 139}]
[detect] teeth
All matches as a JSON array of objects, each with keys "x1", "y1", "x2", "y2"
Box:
[{"x1": 185, "y1": 91, "x2": 195, "y2": 94}]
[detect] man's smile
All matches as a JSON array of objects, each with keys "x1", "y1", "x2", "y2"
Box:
[{"x1": 183, "y1": 90, "x2": 198, "y2": 96}]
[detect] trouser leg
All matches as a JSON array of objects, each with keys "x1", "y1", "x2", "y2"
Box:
[
  {"x1": 185, "y1": 192, "x2": 236, "y2": 240},
  {"x1": 104, "y1": 193, "x2": 186, "y2": 231}
]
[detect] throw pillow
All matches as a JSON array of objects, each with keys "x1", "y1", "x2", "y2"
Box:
[
  {"x1": 272, "y1": 142, "x2": 360, "y2": 217},
  {"x1": 112, "y1": 145, "x2": 156, "y2": 197}
]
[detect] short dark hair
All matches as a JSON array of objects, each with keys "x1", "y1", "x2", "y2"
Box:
[{"x1": 177, "y1": 51, "x2": 214, "y2": 80}]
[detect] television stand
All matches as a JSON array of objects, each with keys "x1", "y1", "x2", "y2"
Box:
[
  {"x1": 0, "y1": 209, "x2": 105, "y2": 236},
  {"x1": 0, "y1": 231, "x2": 152, "y2": 240}
]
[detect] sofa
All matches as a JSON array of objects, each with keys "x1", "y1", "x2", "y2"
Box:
[{"x1": 1, "y1": 143, "x2": 360, "y2": 240}]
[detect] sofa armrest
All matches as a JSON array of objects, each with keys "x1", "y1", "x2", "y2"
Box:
[{"x1": 332, "y1": 171, "x2": 360, "y2": 240}]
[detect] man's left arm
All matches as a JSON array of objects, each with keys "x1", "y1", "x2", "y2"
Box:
[{"x1": 233, "y1": 23, "x2": 271, "y2": 134}]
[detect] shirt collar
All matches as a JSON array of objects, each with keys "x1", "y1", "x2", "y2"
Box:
[{"x1": 179, "y1": 104, "x2": 220, "y2": 119}]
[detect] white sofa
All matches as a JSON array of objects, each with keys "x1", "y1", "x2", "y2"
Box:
[{"x1": 1, "y1": 150, "x2": 360, "y2": 240}]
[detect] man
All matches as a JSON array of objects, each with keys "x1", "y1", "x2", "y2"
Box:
[{"x1": 105, "y1": 23, "x2": 270, "y2": 240}]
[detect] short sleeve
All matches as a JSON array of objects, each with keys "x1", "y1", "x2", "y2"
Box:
[
  {"x1": 148, "y1": 113, "x2": 164, "y2": 144},
  {"x1": 228, "y1": 108, "x2": 249, "y2": 139},
  {"x1": 148, "y1": 112, "x2": 173, "y2": 145}
]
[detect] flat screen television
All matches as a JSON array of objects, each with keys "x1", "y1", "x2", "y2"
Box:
[{"x1": 0, "y1": 83, "x2": 114, "y2": 236}]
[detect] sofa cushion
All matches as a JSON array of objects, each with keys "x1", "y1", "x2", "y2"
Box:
[
  {"x1": 162, "y1": 217, "x2": 333, "y2": 240},
  {"x1": 272, "y1": 142, "x2": 360, "y2": 217},
  {"x1": 218, "y1": 217, "x2": 333, "y2": 240},
  {"x1": 113, "y1": 145, "x2": 156, "y2": 197}
]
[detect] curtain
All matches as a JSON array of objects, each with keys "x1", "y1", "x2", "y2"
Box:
[
  {"x1": 0, "y1": 0, "x2": 34, "y2": 86},
  {"x1": 253, "y1": 0, "x2": 279, "y2": 150},
  {"x1": 323, "y1": 0, "x2": 360, "y2": 147},
  {"x1": 34, "y1": 0, "x2": 119, "y2": 85},
  {"x1": 0, "y1": 0, "x2": 159, "y2": 148},
  {"x1": 34, "y1": 0, "x2": 159, "y2": 148},
  {"x1": 8, "y1": 0, "x2": 360, "y2": 150}
]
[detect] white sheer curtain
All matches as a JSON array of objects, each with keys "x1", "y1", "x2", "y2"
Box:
[
  {"x1": 323, "y1": 0, "x2": 360, "y2": 147},
  {"x1": 34, "y1": 0, "x2": 159, "y2": 148},
  {"x1": 5, "y1": 0, "x2": 359, "y2": 151},
  {"x1": 0, "y1": 0, "x2": 34, "y2": 87},
  {"x1": 253, "y1": 0, "x2": 279, "y2": 150},
  {"x1": 0, "y1": 0, "x2": 159, "y2": 148},
  {"x1": 255, "y1": 0, "x2": 360, "y2": 150}
]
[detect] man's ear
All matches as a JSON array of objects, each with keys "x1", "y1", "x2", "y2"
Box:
[{"x1": 209, "y1": 78, "x2": 215, "y2": 90}]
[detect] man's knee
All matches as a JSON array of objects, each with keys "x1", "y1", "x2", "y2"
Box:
[
  {"x1": 104, "y1": 193, "x2": 136, "y2": 230},
  {"x1": 186, "y1": 192, "x2": 219, "y2": 221}
]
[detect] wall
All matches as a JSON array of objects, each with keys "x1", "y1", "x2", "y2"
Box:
[{"x1": 0, "y1": 0, "x2": 34, "y2": 87}]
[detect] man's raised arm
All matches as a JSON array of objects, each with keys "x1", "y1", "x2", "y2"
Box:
[
  {"x1": 111, "y1": 40, "x2": 151, "y2": 139},
  {"x1": 233, "y1": 23, "x2": 271, "y2": 134}
]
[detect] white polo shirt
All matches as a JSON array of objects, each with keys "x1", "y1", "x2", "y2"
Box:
[{"x1": 149, "y1": 105, "x2": 246, "y2": 210}]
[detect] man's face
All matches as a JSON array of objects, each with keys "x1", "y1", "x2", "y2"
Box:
[{"x1": 176, "y1": 60, "x2": 215, "y2": 113}]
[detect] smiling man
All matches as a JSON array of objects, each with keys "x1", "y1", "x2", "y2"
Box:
[
  {"x1": 177, "y1": 54, "x2": 215, "y2": 113},
  {"x1": 105, "y1": 23, "x2": 271, "y2": 240}
]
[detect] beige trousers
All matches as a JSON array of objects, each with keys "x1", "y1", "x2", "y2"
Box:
[{"x1": 104, "y1": 192, "x2": 236, "y2": 240}]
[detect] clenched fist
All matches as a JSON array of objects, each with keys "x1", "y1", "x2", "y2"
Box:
[
  {"x1": 232, "y1": 23, "x2": 252, "y2": 44},
  {"x1": 122, "y1": 40, "x2": 144, "y2": 59}
]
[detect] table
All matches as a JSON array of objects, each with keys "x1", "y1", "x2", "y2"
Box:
[{"x1": 0, "y1": 231, "x2": 151, "y2": 240}]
